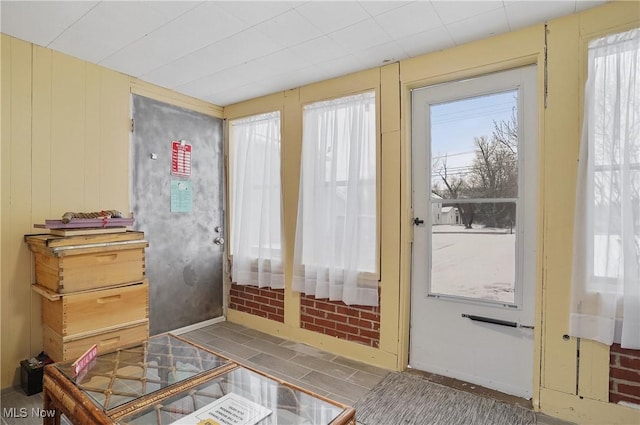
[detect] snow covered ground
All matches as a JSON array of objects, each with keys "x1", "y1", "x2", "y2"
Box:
[{"x1": 431, "y1": 224, "x2": 516, "y2": 303}]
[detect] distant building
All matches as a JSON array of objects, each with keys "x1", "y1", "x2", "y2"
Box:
[{"x1": 432, "y1": 193, "x2": 461, "y2": 225}]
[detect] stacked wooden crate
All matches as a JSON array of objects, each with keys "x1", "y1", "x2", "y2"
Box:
[{"x1": 25, "y1": 231, "x2": 149, "y2": 362}]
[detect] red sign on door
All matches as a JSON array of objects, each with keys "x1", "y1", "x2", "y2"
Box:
[{"x1": 171, "y1": 141, "x2": 192, "y2": 177}]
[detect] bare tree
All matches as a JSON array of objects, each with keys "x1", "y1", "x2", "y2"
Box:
[
  {"x1": 466, "y1": 116, "x2": 518, "y2": 229},
  {"x1": 432, "y1": 155, "x2": 475, "y2": 228}
]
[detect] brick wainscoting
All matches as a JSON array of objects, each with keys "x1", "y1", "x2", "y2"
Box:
[
  {"x1": 300, "y1": 295, "x2": 380, "y2": 348},
  {"x1": 610, "y1": 344, "x2": 640, "y2": 406},
  {"x1": 229, "y1": 284, "x2": 285, "y2": 323}
]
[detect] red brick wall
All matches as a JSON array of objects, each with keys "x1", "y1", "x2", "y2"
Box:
[
  {"x1": 229, "y1": 284, "x2": 284, "y2": 323},
  {"x1": 609, "y1": 344, "x2": 640, "y2": 406},
  {"x1": 300, "y1": 295, "x2": 380, "y2": 348}
]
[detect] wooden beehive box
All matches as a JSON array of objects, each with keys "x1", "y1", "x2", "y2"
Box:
[
  {"x1": 40, "y1": 281, "x2": 149, "y2": 338},
  {"x1": 42, "y1": 321, "x2": 149, "y2": 362},
  {"x1": 25, "y1": 232, "x2": 148, "y2": 293}
]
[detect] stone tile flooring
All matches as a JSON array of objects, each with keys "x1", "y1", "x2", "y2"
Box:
[{"x1": 1, "y1": 320, "x2": 574, "y2": 425}]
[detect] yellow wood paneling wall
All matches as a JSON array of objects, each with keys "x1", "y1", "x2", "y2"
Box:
[{"x1": 0, "y1": 34, "x2": 222, "y2": 388}]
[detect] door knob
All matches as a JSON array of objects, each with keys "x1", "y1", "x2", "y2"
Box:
[{"x1": 214, "y1": 237, "x2": 225, "y2": 246}]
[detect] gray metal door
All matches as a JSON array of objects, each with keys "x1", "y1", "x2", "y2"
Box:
[{"x1": 131, "y1": 95, "x2": 224, "y2": 334}]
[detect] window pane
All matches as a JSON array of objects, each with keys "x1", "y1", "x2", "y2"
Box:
[
  {"x1": 431, "y1": 91, "x2": 518, "y2": 200},
  {"x1": 230, "y1": 112, "x2": 282, "y2": 259},
  {"x1": 430, "y1": 202, "x2": 517, "y2": 304},
  {"x1": 299, "y1": 92, "x2": 377, "y2": 274}
]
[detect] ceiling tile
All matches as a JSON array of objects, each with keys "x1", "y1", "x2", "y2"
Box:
[
  {"x1": 358, "y1": 1, "x2": 411, "y2": 17},
  {"x1": 142, "y1": 29, "x2": 282, "y2": 89},
  {"x1": 253, "y1": 9, "x2": 322, "y2": 48},
  {"x1": 288, "y1": 36, "x2": 351, "y2": 65},
  {"x1": 167, "y1": 2, "x2": 245, "y2": 47},
  {"x1": 374, "y1": 1, "x2": 443, "y2": 40},
  {"x1": 353, "y1": 41, "x2": 409, "y2": 68},
  {"x1": 432, "y1": 1, "x2": 504, "y2": 24},
  {"x1": 49, "y1": 1, "x2": 198, "y2": 63},
  {"x1": 251, "y1": 49, "x2": 313, "y2": 80},
  {"x1": 396, "y1": 26, "x2": 456, "y2": 57},
  {"x1": 0, "y1": 1, "x2": 98, "y2": 47},
  {"x1": 445, "y1": 8, "x2": 510, "y2": 45},
  {"x1": 295, "y1": 2, "x2": 370, "y2": 34},
  {"x1": 505, "y1": 1, "x2": 576, "y2": 30},
  {"x1": 216, "y1": 1, "x2": 301, "y2": 27},
  {"x1": 100, "y1": 2, "x2": 247, "y2": 77},
  {"x1": 329, "y1": 18, "x2": 393, "y2": 53},
  {"x1": 319, "y1": 54, "x2": 366, "y2": 80}
]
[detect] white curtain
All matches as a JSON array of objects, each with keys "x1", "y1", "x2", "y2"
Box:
[
  {"x1": 293, "y1": 91, "x2": 378, "y2": 306},
  {"x1": 570, "y1": 28, "x2": 640, "y2": 349},
  {"x1": 230, "y1": 111, "x2": 283, "y2": 289}
]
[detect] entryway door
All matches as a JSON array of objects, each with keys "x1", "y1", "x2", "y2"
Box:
[
  {"x1": 409, "y1": 66, "x2": 538, "y2": 399},
  {"x1": 131, "y1": 95, "x2": 224, "y2": 335}
]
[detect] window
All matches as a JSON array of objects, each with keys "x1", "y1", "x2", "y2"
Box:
[
  {"x1": 428, "y1": 89, "x2": 521, "y2": 305},
  {"x1": 570, "y1": 28, "x2": 639, "y2": 349},
  {"x1": 229, "y1": 111, "x2": 283, "y2": 288},
  {"x1": 292, "y1": 91, "x2": 378, "y2": 306}
]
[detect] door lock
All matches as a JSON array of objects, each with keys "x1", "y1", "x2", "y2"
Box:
[
  {"x1": 413, "y1": 217, "x2": 424, "y2": 226},
  {"x1": 214, "y1": 237, "x2": 225, "y2": 246}
]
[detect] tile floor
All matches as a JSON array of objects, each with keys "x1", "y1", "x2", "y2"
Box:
[{"x1": 1, "y1": 321, "x2": 573, "y2": 425}]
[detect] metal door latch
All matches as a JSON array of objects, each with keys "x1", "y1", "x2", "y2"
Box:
[{"x1": 413, "y1": 217, "x2": 424, "y2": 226}]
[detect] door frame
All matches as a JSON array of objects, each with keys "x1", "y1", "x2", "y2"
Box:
[{"x1": 398, "y1": 60, "x2": 544, "y2": 402}]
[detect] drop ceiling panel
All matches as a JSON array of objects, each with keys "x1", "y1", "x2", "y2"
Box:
[
  {"x1": 141, "y1": 29, "x2": 282, "y2": 89},
  {"x1": 216, "y1": 1, "x2": 301, "y2": 27},
  {"x1": 446, "y1": 7, "x2": 511, "y2": 45},
  {"x1": 358, "y1": 1, "x2": 410, "y2": 17},
  {"x1": 431, "y1": 0, "x2": 504, "y2": 24},
  {"x1": 329, "y1": 18, "x2": 393, "y2": 53},
  {"x1": 373, "y1": 1, "x2": 443, "y2": 39},
  {"x1": 295, "y1": 2, "x2": 370, "y2": 34},
  {"x1": 254, "y1": 9, "x2": 323, "y2": 48},
  {"x1": 354, "y1": 41, "x2": 409, "y2": 68},
  {"x1": 395, "y1": 26, "x2": 455, "y2": 57},
  {"x1": 288, "y1": 36, "x2": 351, "y2": 65},
  {"x1": 48, "y1": 1, "x2": 189, "y2": 63},
  {"x1": 0, "y1": 1, "x2": 98, "y2": 47},
  {"x1": 505, "y1": 1, "x2": 577, "y2": 30}
]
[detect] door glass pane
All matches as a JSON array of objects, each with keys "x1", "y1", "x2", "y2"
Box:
[
  {"x1": 430, "y1": 202, "x2": 517, "y2": 304},
  {"x1": 430, "y1": 90, "x2": 519, "y2": 200}
]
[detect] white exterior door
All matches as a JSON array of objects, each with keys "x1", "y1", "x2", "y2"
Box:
[{"x1": 409, "y1": 66, "x2": 538, "y2": 399}]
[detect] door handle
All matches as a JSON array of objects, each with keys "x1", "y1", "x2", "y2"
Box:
[
  {"x1": 214, "y1": 237, "x2": 225, "y2": 246},
  {"x1": 462, "y1": 314, "x2": 517, "y2": 328},
  {"x1": 413, "y1": 217, "x2": 424, "y2": 226}
]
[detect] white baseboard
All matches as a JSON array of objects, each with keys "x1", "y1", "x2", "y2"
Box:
[{"x1": 169, "y1": 316, "x2": 225, "y2": 335}]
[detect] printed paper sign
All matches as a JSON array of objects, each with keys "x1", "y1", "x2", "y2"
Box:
[
  {"x1": 171, "y1": 180, "x2": 192, "y2": 213},
  {"x1": 172, "y1": 393, "x2": 272, "y2": 425},
  {"x1": 172, "y1": 141, "x2": 192, "y2": 177}
]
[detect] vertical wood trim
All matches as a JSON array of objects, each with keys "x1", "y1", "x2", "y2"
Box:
[
  {"x1": 50, "y1": 52, "x2": 85, "y2": 212},
  {"x1": 1, "y1": 34, "x2": 14, "y2": 388},
  {"x1": 578, "y1": 341, "x2": 610, "y2": 401},
  {"x1": 84, "y1": 63, "x2": 101, "y2": 208},
  {"x1": 2, "y1": 36, "x2": 34, "y2": 387},
  {"x1": 99, "y1": 69, "x2": 130, "y2": 212},
  {"x1": 32, "y1": 45, "x2": 53, "y2": 221},
  {"x1": 541, "y1": 13, "x2": 580, "y2": 395},
  {"x1": 381, "y1": 63, "x2": 400, "y2": 134},
  {"x1": 282, "y1": 89, "x2": 301, "y2": 329},
  {"x1": 378, "y1": 130, "x2": 400, "y2": 357}
]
